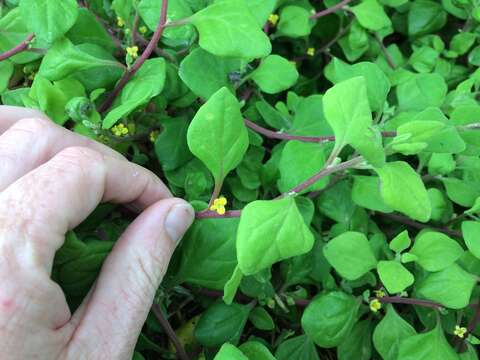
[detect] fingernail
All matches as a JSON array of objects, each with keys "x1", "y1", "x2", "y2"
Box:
[{"x1": 165, "y1": 203, "x2": 195, "y2": 244}]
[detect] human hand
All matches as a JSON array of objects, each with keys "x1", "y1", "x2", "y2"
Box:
[{"x1": 0, "y1": 107, "x2": 195, "y2": 359}]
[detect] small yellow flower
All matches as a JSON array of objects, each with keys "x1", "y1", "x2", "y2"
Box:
[
  {"x1": 268, "y1": 14, "x2": 279, "y2": 26},
  {"x1": 454, "y1": 325, "x2": 467, "y2": 338},
  {"x1": 369, "y1": 299, "x2": 382, "y2": 313},
  {"x1": 111, "y1": 123, "x2": 129, "y2": 137},
  {"x1": 374, "y1": 290, "x2": 386, "y2": 298},
  {"x1": 126, "y1": 46, "x2": 139, "y2": 59},
  {"x1": 149, "y1": 130, "x2": 159, "y2": 143},
  {"x1": 117, "y1": 17, "x2": 125, "y2": 27},
  {"x1": 139, "y1": 25, "x2": 148, "y2": 34},
  {"x1": 210, "y1": 196, "x2": 227, "y2": 215},
  {"x1": 307, "y1": 47, "x2": 315, "y2": 57}
]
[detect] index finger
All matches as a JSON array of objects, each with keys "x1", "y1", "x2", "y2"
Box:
[{"x1": 0, "y1": 106, "x2": 49, "y2": 134}]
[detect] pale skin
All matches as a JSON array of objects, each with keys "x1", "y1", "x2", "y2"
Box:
[{"x1": 0, "y1": 106, "x2": 195, "y2": 359}]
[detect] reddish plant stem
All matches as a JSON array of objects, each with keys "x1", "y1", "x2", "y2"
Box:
[
  {"x1": 467, "y1": 296, "x2": 480, "y2": 333},
  {"x1": 380, "y1": 213, "x2": 462, "y2": 238},
  {"x1": 375, "y1": 34, "x2": 396, "y2": 70},
  {"x1": 378, "y1": 296, "x2": 443, "y2": 309},
  {"x1": 285, "y1": 156, "x2": 364, "y2": 195},
  {"x1": 0, "y1": 33, "x2": 35, "y2": 61},
  {"x1": 310, "y1": 0, "x2": 353, "y2": 20},
  {"x1": 244, "y1": 118, "x2": 335, "y2": 142},
  {"x1": 192, "y1": 287, "x2": 446, "y2": 311},
  {"x1": 98, "y1": 0, "x2": 169, "y2": 113},
  {"x1": 152, "y1": 304, "x2": 191, "y2": 360},
  {"x1": 136, "y1": 35, "x2": 177, "y2": 62},
  {"x1": 131, "y1": 12, "x2": 140, "y2": 46},
  {"x1": 196, "y1": 157, "x2": 362, "y2": 219},
  {"x1": 195, "y1": 210, "x2": 242, "y2": 219},
  {"x1": 244, "y1": 118, "x2": 397, "y2": 143}
]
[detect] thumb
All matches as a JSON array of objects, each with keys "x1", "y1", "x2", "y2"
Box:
[{"x1": 65, "y1": 198, "x2": 194, "y2": 358}]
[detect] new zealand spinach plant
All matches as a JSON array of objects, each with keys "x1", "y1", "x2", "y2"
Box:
[{"x1": 1, "y1": 0, "x2": 480, "y2": 359}]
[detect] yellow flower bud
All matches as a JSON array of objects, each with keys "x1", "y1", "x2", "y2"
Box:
[
  {"x1": 369, "y1": 299, "x2": 382, "y2": 313},
  {"x1": 210, "y1": 196, "x2": 228, "y2": 215},
  {"x1": 307, "y1": 47, "x2": 315, "y2": 57},
  {"x1": 111, "y1": 123, "x2": 129, "y2": 137},
  {"x1": 117, "y1": 17, "x2": 125, "y2": 27},
  {"x1": 139, "y1": 25, "x2": 148, "y2": 34},
  {"x1": 268, "y1": 14, "x2": 279, "y2": 26},
  {"x1": 126, "y1": 46, "x2": 139, "y2": 59},
  {"x1": 454, "y1": 325, "x2": 467, "y2": 338}
]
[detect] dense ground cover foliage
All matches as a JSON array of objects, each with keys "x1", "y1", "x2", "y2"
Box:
[{"x1": 1, "y1": 0, "x2": 480, "y2": 358}]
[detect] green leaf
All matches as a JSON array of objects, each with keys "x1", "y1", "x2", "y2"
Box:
[
  {"x1": 396, "y1": 73, "x2": 447, "y2": 112},
  {"x1": 177, "y1": 218, "x2": 239, "y2": 290},
  {"x1": 323, "y1": 76, "x2": 372, "y2": 151},
  {"x1": 372, "y1": 305, "x2": 416, "y2": 360},
  {"x1": 374, "y1": 161, "x2": 431, "y2": 222},
  {"x1": 138, "y1": 0, "x2": 195, "y2": 47},
  {"x1": 277, "y1": 6, "x2": 312, "y2": 38},
  {"x1": 111, "y1": 0, "x2": 133, "y2": 23},
  {"x1": 337, "y1": 319, "x2": 373, "y2": 360},
  {"x1": 248, "y1": 307, "x2": 275, "y2": 331},
  {"x1": 394, "y1": 116, "x2": 465, "y2": 154},
  {"x1": 275, "y1": 335, "x2": 319, "y2": 360},
  {"x1": 239, "y1": 341, "x2": 276, "y2": 360},
  {"x1": 0, "y1": 8, "x2": 43, "y2": 64},
  {"x1": 214, "y1": 343, "x2": 248, "y2": 360},
  {"x1": 442, "y1": 178, "x2": 480, "y2": 207},
  {"x1": 155, "y1": 117, "x2": 192, "y2": 171},
  {"x1": 408, "y1": 46, "x2": 439, "y2": 73},
  {"x1": 28, "y1": 76, "x2": 85, "y2": 124},
  {"x1": 236, "y1": 197, "x2": 314, "y2": 275},
  {"x1": 223, "y1": 265, "x2": 243, "y2": 305},
  {"x1": 397, "y1": 323, "x2": 458, "y2": 360},
  {"x1": 377, "y1": 260, "x2": 414, "y2": 293},
  {"x1": 407, "y1": 231, "x2": 464, "y2": 272},
  {"x1": 195, "y1": 302, "x2": 250, "y2": 347},
  {"x1": 301, "y1": 291, "x2": 360, "y2": 348},
  {"x1": 416, "y1": 264, "x2": 477, "y2": 309},
  {"x1": 351, "y1": 176, "x2": 393, "y2": 213},
  {"x1": 39, "y1": 38, "x2": 122, "y2": 82},
  {"x1": 19, "y1": 0, "x2": 78, "y2": 43},
  {"x1": 338, "y1": 21, "x2": 370, "y2": 62},
  {"x1": 179, "y1": 48, "x2": 239, "y2": 99},
  {"x1": 408, "y1": 0, "x2": 447, "y2": 37},
  {"x1": 461, "y1": 221, "x2": 480, "y2": 260},
  {"x1": 277, "y1": 141, "x2": 328, "y2": 194},
  {"x1": 246, "y1": 0, "x2": 276, "y2": 26},
  {"x1": 389, "y1": 230, "x2": 411, "y2": 253},
  {"x1": 0, "y1": 61, "x2": 14, "y2": 94},
  {"x1": 290, "y1": 94, "x2": 332, "y2": 136},
  {"x1": 316, "y1": 181, "x2": 355, "y2": 225},
  {"x1": 66, "y1": 8, "x2": 116, "y2": 52},
  {"x1": 251, "y1": 55, "x2": 299, "y2": 94},
  {"x1": 191, "y1": 0, "x2": 271, "y2": 58},
  {"x1": 324, "y1": 58, "x2": 391, "y2": 112},
  {"x1": 323, "y1": 231, "x2": 378, "y2": 280},
  {"x1": 103, "y1": 58, "x2": 166, "y2": 129},
  {"x1": 186, "y1": 87, "x2": 249, "y2": 185},
  {"x1": 351, "y1": 0, "x2": 392, "y2": 31}
]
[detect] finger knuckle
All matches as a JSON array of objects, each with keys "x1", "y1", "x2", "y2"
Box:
[
  {"x1": 11, "y1": 117, "x2": 53, "y2": 135},
  {"x1": 53, "y1": 146, "x2": 105, "y2": 176}
]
